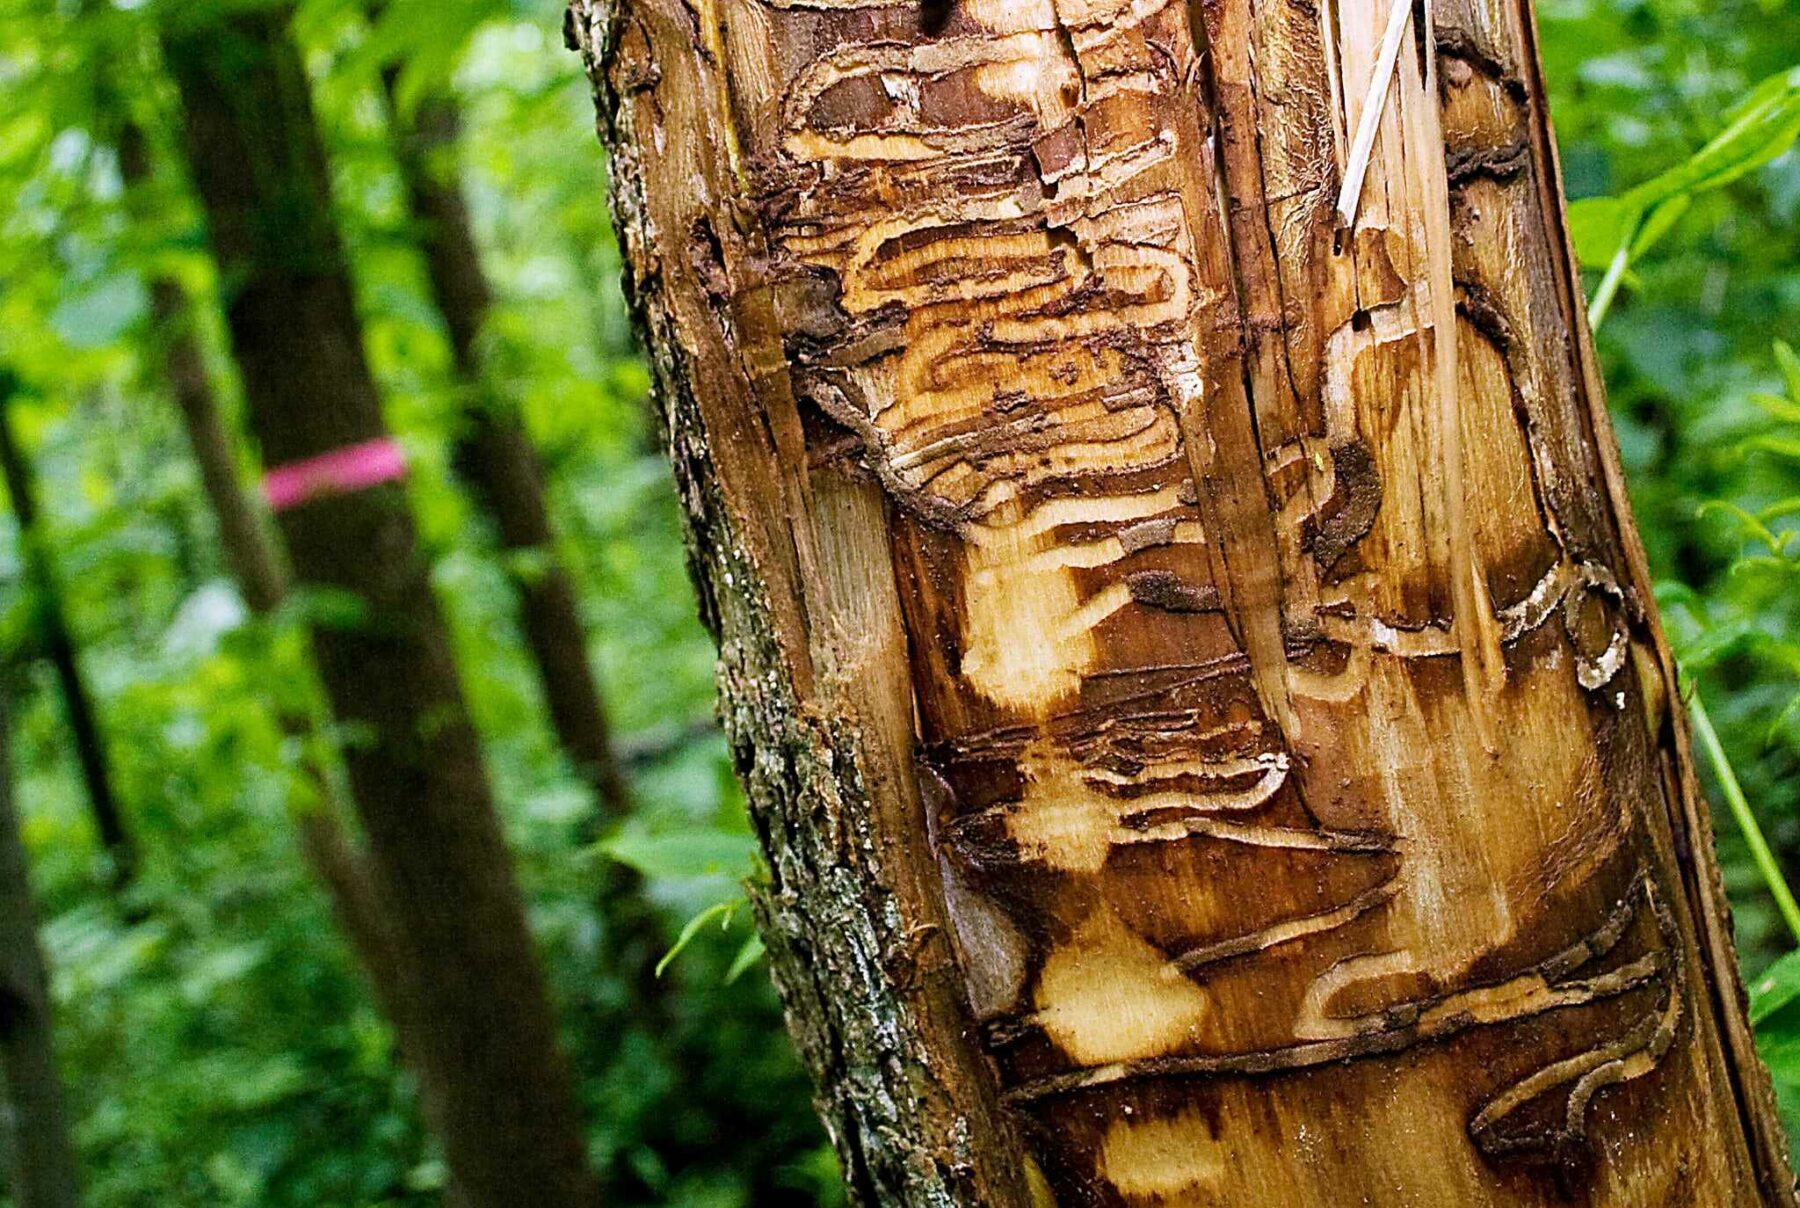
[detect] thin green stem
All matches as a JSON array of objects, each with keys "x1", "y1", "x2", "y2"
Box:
[
  {"x1": 1587, "y1": 242, "x2": 1631, "y2": 330},
  {"x1": 1586, "y1": 248, "x2": 1800, "y2": 943},
  {"x1": 1691, "y1": 689, "x2": 1800, "y2": 945}
]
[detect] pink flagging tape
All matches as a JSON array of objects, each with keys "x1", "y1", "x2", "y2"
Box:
[{"x1": 263, "y1": 437, "x2": 408, "y2": 513}]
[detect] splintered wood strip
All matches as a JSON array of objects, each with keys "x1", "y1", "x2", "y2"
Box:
[{"x1": 1335, "y1": 0, "x2": 1416, "y2": 229}]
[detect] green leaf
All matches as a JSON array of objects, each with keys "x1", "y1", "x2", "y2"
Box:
[
  {"x1": 1698, "y1": 500, "x2": 1781, "y2": 552},
  {"x1": 1775, "y1": 340, "x2": 1800, "y2": 404},
  {"x1": 724, "y1": 934, "x2": 765, "y2": 984},
  {"x1": 501, "y1": 544, "x2": 554, "y2": 587},
  {"x1": 1753, "y1": 950, "x2": 1800, "y2": 1024},
  {"x1": 1745, "y1": 434, "x2": 1800, "y2": 462},
  {"x1": 1627, "y1": 65, "x2": 1800, "y2": 209},
  {"x1": 1758, "y1": 1020, "x2": 1800, "y2": 1086},
  {"x1": 1766, "y1": 692, "x2": 1800, "y2": 749},
  {"x1": 1727, "y1": 555, "x2": 1800, "y2": 580},
  {"x1": 1629, "y1": 193, "x2": 1691, "y2": 260},
  {"x1": 280, "y1": 586, "x2": 372, "y2": 633},
  {"x1": 656, "y1": 901, "x2": 737, "y2": 978},
  {"x1": 1676, "y1": 619, "x2": 1763, "y2": 671},
  {"x1": 1567, "y1": 65, "x2": 1800, "y2": 268},
  {"x1": 600, "y1": 830, "x2": 757, "y2": 881},
  {"x1": 223, "y1": 1056, "x2": 308, "y2": 1111},
  {"x1": 1653, "y1": 580, "x2": 1703, "y2": 613},
  {"x1": 1567, "y1": 195, "x2": 1634, "y2": 269},
  {"x1": 1751, "y1": 392, "x2": 1800, "y2": 425}
]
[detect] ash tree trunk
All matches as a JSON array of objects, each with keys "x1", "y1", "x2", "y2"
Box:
[
  {"x1": 114, "y1": 113, "x2": 452, "y2": 1162},
  {"x1": 378, "y1": 57, "x2": 663, "y2": 1016},
  {"x1": 0, "y1": 693, "x2": 81, "y2": 1208},
  {"x1": 118, "y1": 120, "x2": 289, "y2": 617},
  {"x1": 570, "y1": 0, "x2": 1797, "y2": 1203},
  {"x1": 158, "y1": 9, "x2": 598, "y2": 1206},
  {"x1": 382, "y1": 80, "x2": 636, "y2": 825}
]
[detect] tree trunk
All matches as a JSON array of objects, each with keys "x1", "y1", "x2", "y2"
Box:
[
  {"x1": 0, "y1": 693, "x2": 82, "y2": 1208},
  {"x1": 113, "y1": 113, "x2": 464, "y2": 1168},
  {"x1": 386, "y1": 82, "x2": 633, "y2": 821},
  {"x1": 380, "y1": 67, "x2": 666, "y2": 1025},
  {"x1": 570, "y1": 0, "x2": 1797, "y2": 1203},
  {"x1": 158, "y1": 11, "x2": 598, "y2": 1206},
  {"x1": 121, "y1": 122, "x2": 291, "y2": 617},
  {"x1": 0, "y1": 385, "x2": 135, "y2": 888}
]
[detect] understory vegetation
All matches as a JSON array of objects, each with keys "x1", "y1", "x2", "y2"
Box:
[{"x1": 0, "y1": 0, "x2": 1796, "y2": 1203}]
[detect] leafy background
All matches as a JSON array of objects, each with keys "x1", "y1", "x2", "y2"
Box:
[{"x1": 0, "y1": 0, "x2": 1796, "y2": 1203}]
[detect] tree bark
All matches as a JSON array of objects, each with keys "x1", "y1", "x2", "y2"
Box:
[
  {"x1": 379, "y1": 67, "x2": 666, "y2": 1023},
  {"x1": 570, "y1": 0, "x2": 1797, "y2": 1203},
  {"x1": 385, "y1": 82, "x2": 633, "y2": 821},
  {"x1": 158, "y1": 11, "x2": 598, "y2": 1206},
  {"x1": 0, "y1": 385, "x2": 135, "y2": 888},
  {"x1": 113, "y1": 113, "x2": 462, "y2": 1165},
  {"x1": 121, "y1": 121, "x2": 291, "y2": 617},
  {"x1": 0, "y1": 693, "x2": 82, "y2": 1208}
]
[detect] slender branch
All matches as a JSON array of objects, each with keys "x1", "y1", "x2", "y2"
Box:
[
  {"x1": 1587, "y1": 241, "x2": 1632, "y2": 329},
  {"x1": 1691, "y1": 690, "x2": 1800, "y2": 944},
  {"x1": 1587, "y1": 244, "x2": 1800, "y2": 944}
]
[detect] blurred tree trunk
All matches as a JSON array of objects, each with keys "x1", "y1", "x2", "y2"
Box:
[
  {"x1": 0, "y1": 385, "x2": 135, "y2": 889},
  {"x1": 113, "y1": 116, "x2": 456, "y2": 1160},
  {"x1": 121, "y1": 127, "x2": 289, "y2": 618},
  {"x1": 380, "y1": 75, "x2": 664, "y2": 1003},
  {"x1": 571, "y1": 0, "x2": 1796, "y2": 1203},
  {"x1": 159, "y1": 10, "x2": 598, "y2": 1207},
  {"x1": 0, "y1": 692, "x2": 82, "y2": 1208},
  {"x1": 383, "y1": 77, "x2": 632, "y2": 822}
]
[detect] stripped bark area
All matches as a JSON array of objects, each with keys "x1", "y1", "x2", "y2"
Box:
[{"x1": 572, "y1": 0, "x2": 1795, "y2": 1203}]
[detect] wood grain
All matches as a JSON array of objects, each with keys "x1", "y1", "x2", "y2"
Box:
[{"x1": 574, "y1": 0, "x2": 1797, "y2": 1201}]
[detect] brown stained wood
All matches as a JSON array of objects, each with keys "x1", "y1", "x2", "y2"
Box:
[{"x1": 573, "y1": 0, "x2": 1796, "y2": 1203}]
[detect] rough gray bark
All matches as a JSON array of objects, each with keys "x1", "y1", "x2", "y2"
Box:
[{"x1": 567, "y1": 8, "x2": 1032, "y2": 1202}]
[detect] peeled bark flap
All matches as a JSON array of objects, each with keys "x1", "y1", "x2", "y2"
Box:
[{"x1": 574, "y1": 0, "x2": 1796, "y2": 1203}]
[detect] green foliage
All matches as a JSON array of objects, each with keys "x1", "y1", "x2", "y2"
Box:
[
  {"x1": 0, "y1": 0, "x2": 826, "y2": 1204},
  {"x1": 0, "y1": 0, "x2": 1795, "y2": 1202},
  {"x1": 1543, "y1": 0, "x2": 1800, "y2": 1143},
  {"x1": 1662, "y1": 343, "x2": 1800, "y2": 1127},
  {"x1": 1568, "y1": 64, "x2": 1800, "y2": 272}
]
